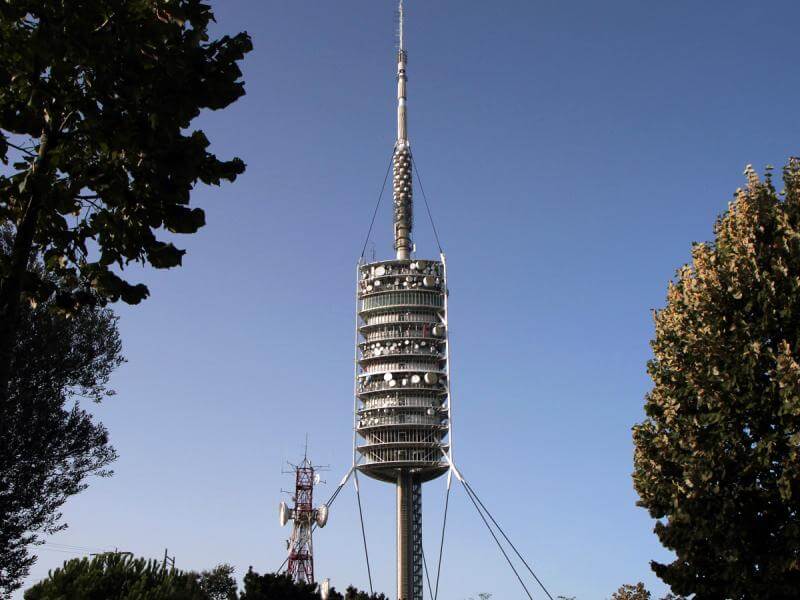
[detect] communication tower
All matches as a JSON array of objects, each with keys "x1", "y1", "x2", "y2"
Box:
[
  {"x1": 279, "y1": 453, "x2": 329, "y2": 584},
  {"x1": 354, "y1": 2, "x2": 452, "y2": 598}
]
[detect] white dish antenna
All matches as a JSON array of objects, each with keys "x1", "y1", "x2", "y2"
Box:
[
  {"x1": 279, "y1": 501, "x2": 291, "y2": 527},
  {"x1": 316, "y1": 504, "x2": 329, "y2": 528}
]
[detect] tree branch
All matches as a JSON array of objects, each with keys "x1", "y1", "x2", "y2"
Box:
[{"x1": 6, "y1": 141, "x2": 37, "y2": 158}]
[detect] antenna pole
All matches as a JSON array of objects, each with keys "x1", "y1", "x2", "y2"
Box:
[{"x1": 393, "y1": 0, "x2": 413, "y2": 260}]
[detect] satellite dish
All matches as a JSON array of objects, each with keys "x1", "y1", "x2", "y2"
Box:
[
  {"x1": 423, "y1": 276, "x2": 435, "y2": 287},
  {"x1": 375, "y1": 265, "x2": 386, "y2": 276},
  {"x1": 279, "y1": 501, "x2": 291, "y2": 527},
  {"x1": 424, "y1": 372, "x2": 439, "y2": 385},
  {"x1": 384, "y1": 372, "x2": 394, "y2": 381},
  {"x1": 316, "y1": 504, "x2": 329, "y2": 528},
  {"x1": 314, "y1": 473, "x2": 321, "y2": 485}
]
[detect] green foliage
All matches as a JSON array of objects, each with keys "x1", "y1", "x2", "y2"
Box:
[
  {"x1": 336, "y1": 586, "x2": 388, "y2": 600},
  {"x1": 0, "y1": 0, "x2": 251, "y2": 400},
  {"x1": 239, "y1": 569, "x2": 319, "y2": 600},
  {"x1": 199, "y1": 564, "x2": 237, "y2": 600},
  {"x1": 24, "y1": 554, "x2": 208, "y2": 600},
  {"x1": 236, "y1": 569, "x2": 385, "y2": 600},
  {"x1": 633, "y1": 159, "x2": 800, "y2": 598},
  {"x1": 25, "y1": 560, "x2": 387, "y2": 600},
  {"x1": 0, "y1": 228, "x2": 122, "y2": 599},
  {"x1": 610, "y1": 583, "x2": 650, "y2": 600}
]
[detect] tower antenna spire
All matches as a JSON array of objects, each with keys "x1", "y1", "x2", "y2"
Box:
[
  {"x1": 393, "y1": 0, "x2": 413, "y2": 259},
  {"x1": 398, "y1": 0, "x2": 405, "y2": 52}
]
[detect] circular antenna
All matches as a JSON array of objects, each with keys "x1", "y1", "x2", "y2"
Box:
[
  {"x1": 316, "y1": 504, "x2": 329, "y2": 528},
  {"x1": 314, "y1": 473, "x2": 321, "y2": 485},
  {"x1": 279, "y1": 501, "x2": 291, "y2": 527}
]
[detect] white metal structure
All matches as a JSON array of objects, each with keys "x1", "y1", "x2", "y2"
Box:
[{"x1": 353, "y1": 3, "x2": 451, "y2": 598}]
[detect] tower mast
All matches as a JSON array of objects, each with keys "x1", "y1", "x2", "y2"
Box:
[
  {"x1": 355, "y1": 3, "x2": 451, "y2": 599},
  {"x1": 393, "y1": 0, "x2": 413, "y2": 260}
]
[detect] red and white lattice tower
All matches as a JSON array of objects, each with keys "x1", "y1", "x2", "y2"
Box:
[{"x1": 279, "y1": 454, "x2": 329, "y2": 584}]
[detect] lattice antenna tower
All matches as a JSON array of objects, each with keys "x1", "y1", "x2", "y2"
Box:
[{"x1": 278, "y1": 447, "x2": 330, "y2": 585}]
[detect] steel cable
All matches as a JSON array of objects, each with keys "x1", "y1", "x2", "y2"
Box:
[
  {"x1": 460, "y1": 479, "x2": 534, "y2": 600},
  {"x1": 354, "y1": 472, "x2": 374, "y2": 594},
  {"x1": 360, "y1": 149, "x2": 396, "y2": 259},
  {"x1": 463, "y1": 480, "x2": 556, "y2": 600},
  {"x1": 421, "y1": 545, "x2": 435, "y2": 600},
  {"x1": 433, "y1": 481, "x2": 451, "y2": 600},
  {"x1": 410, "y1": 154, "x2": 444, "y2": 254}
]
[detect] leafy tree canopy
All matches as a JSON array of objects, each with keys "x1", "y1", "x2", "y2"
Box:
[
  {"x1": 239, "y1": 569, "x2": 319, "y2": 600},
  {"x1": 199, "y1": 564, "x2": 237, "y2": 600},
  {"x1": 335, "y1": 585, "x2": 388, "y2": 600},
  {"x1": 0, "y1": 0, "x2": 252, "y2": 398},
  {"x1": 610, "y1": 583, "x2": 650, "y2": 600},
  {"x1": 633, "y1": 160, "x2": 800, "y2": 598},
  {"x1": 609, "y1": 583, "x2": 685, "y2": 600},
  {"x1": 24, "y1": 554, "x2": 209, "y2": 600},
  {"x1": 25, "y1": 560, "x2": 389, "y2": 600},
  {"x1": 0, "y1": 228, "x2": 122, "y2": 599}
]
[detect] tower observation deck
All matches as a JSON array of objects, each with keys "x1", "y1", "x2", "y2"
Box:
[{"x1": 354, "y1": 3, "x2": 451, "y2": 599}]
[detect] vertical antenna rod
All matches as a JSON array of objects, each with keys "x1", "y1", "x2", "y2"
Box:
[{"x1": 393, "y1": 0, "x2": 413, "y2": 260}]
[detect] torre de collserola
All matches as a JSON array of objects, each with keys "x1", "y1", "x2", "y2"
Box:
[{"x1": 353, "y1": 2, "x2": 452, "y2": 599}]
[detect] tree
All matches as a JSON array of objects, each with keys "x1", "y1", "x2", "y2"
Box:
[
  {"x1": 0, "y1": 0, "x2": 252, "y2": 401},
  {"x1": 633, "y1": 160, "x2": 800, "y2": 598},
  {"x1": 237, "y1": 570, "x2": 386, "y2": 600},
  {"x1": 238, "y1": 569, "x2": 318, "y2": 600},
  {"x1": 199, "y1": 564, "x2": 237, "y2": 600},
  {"x1": 0, "y1": 229, "x2": 123, "y2": 599},
  {"x1": 24, "y1": 554, "x2": 209, "y2": 600},
  {"x1": 339, "y1": 586, "x2": 388, "y2": 600},
  {"x1": 610, "y1": 583, "x2": 650, "y2": 600}
]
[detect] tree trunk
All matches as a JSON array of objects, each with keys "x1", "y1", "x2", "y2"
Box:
[{"x1": 0, "y1": 131, "x2": 51, "y2": 404}]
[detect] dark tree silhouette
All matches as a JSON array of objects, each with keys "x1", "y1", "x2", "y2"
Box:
[
  {"x1": 0, "y1": 0, "x2": 252, "y2": 402},
  {"x1": 0, "y1": 228, "x2": 123, "y2": 599},
  {"x1": 199, "y1": 564, "x2": 238, "y2": 600},
  {"x1": 610, "y1": 583, "x2": 650, "y2": 600},
  {"x1": 24, "y1": 554, "x2": 209, "y2": 600},
  {"x1": 239, "y1": 570, "x2": 319, "y2": 600}
]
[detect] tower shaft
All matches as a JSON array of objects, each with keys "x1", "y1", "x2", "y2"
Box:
[{"x1": 397, "y1": 473, "x2": 423, "y2": 600}]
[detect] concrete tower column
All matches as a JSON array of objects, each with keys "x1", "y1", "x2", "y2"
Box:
[{"x1": 397, "y1": 472, "x2": 413, "y2": 600}]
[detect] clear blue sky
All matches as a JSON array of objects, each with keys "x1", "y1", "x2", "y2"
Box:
[{"x1": 20, "y1": 1, "x2": 800, "y2": 598}]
